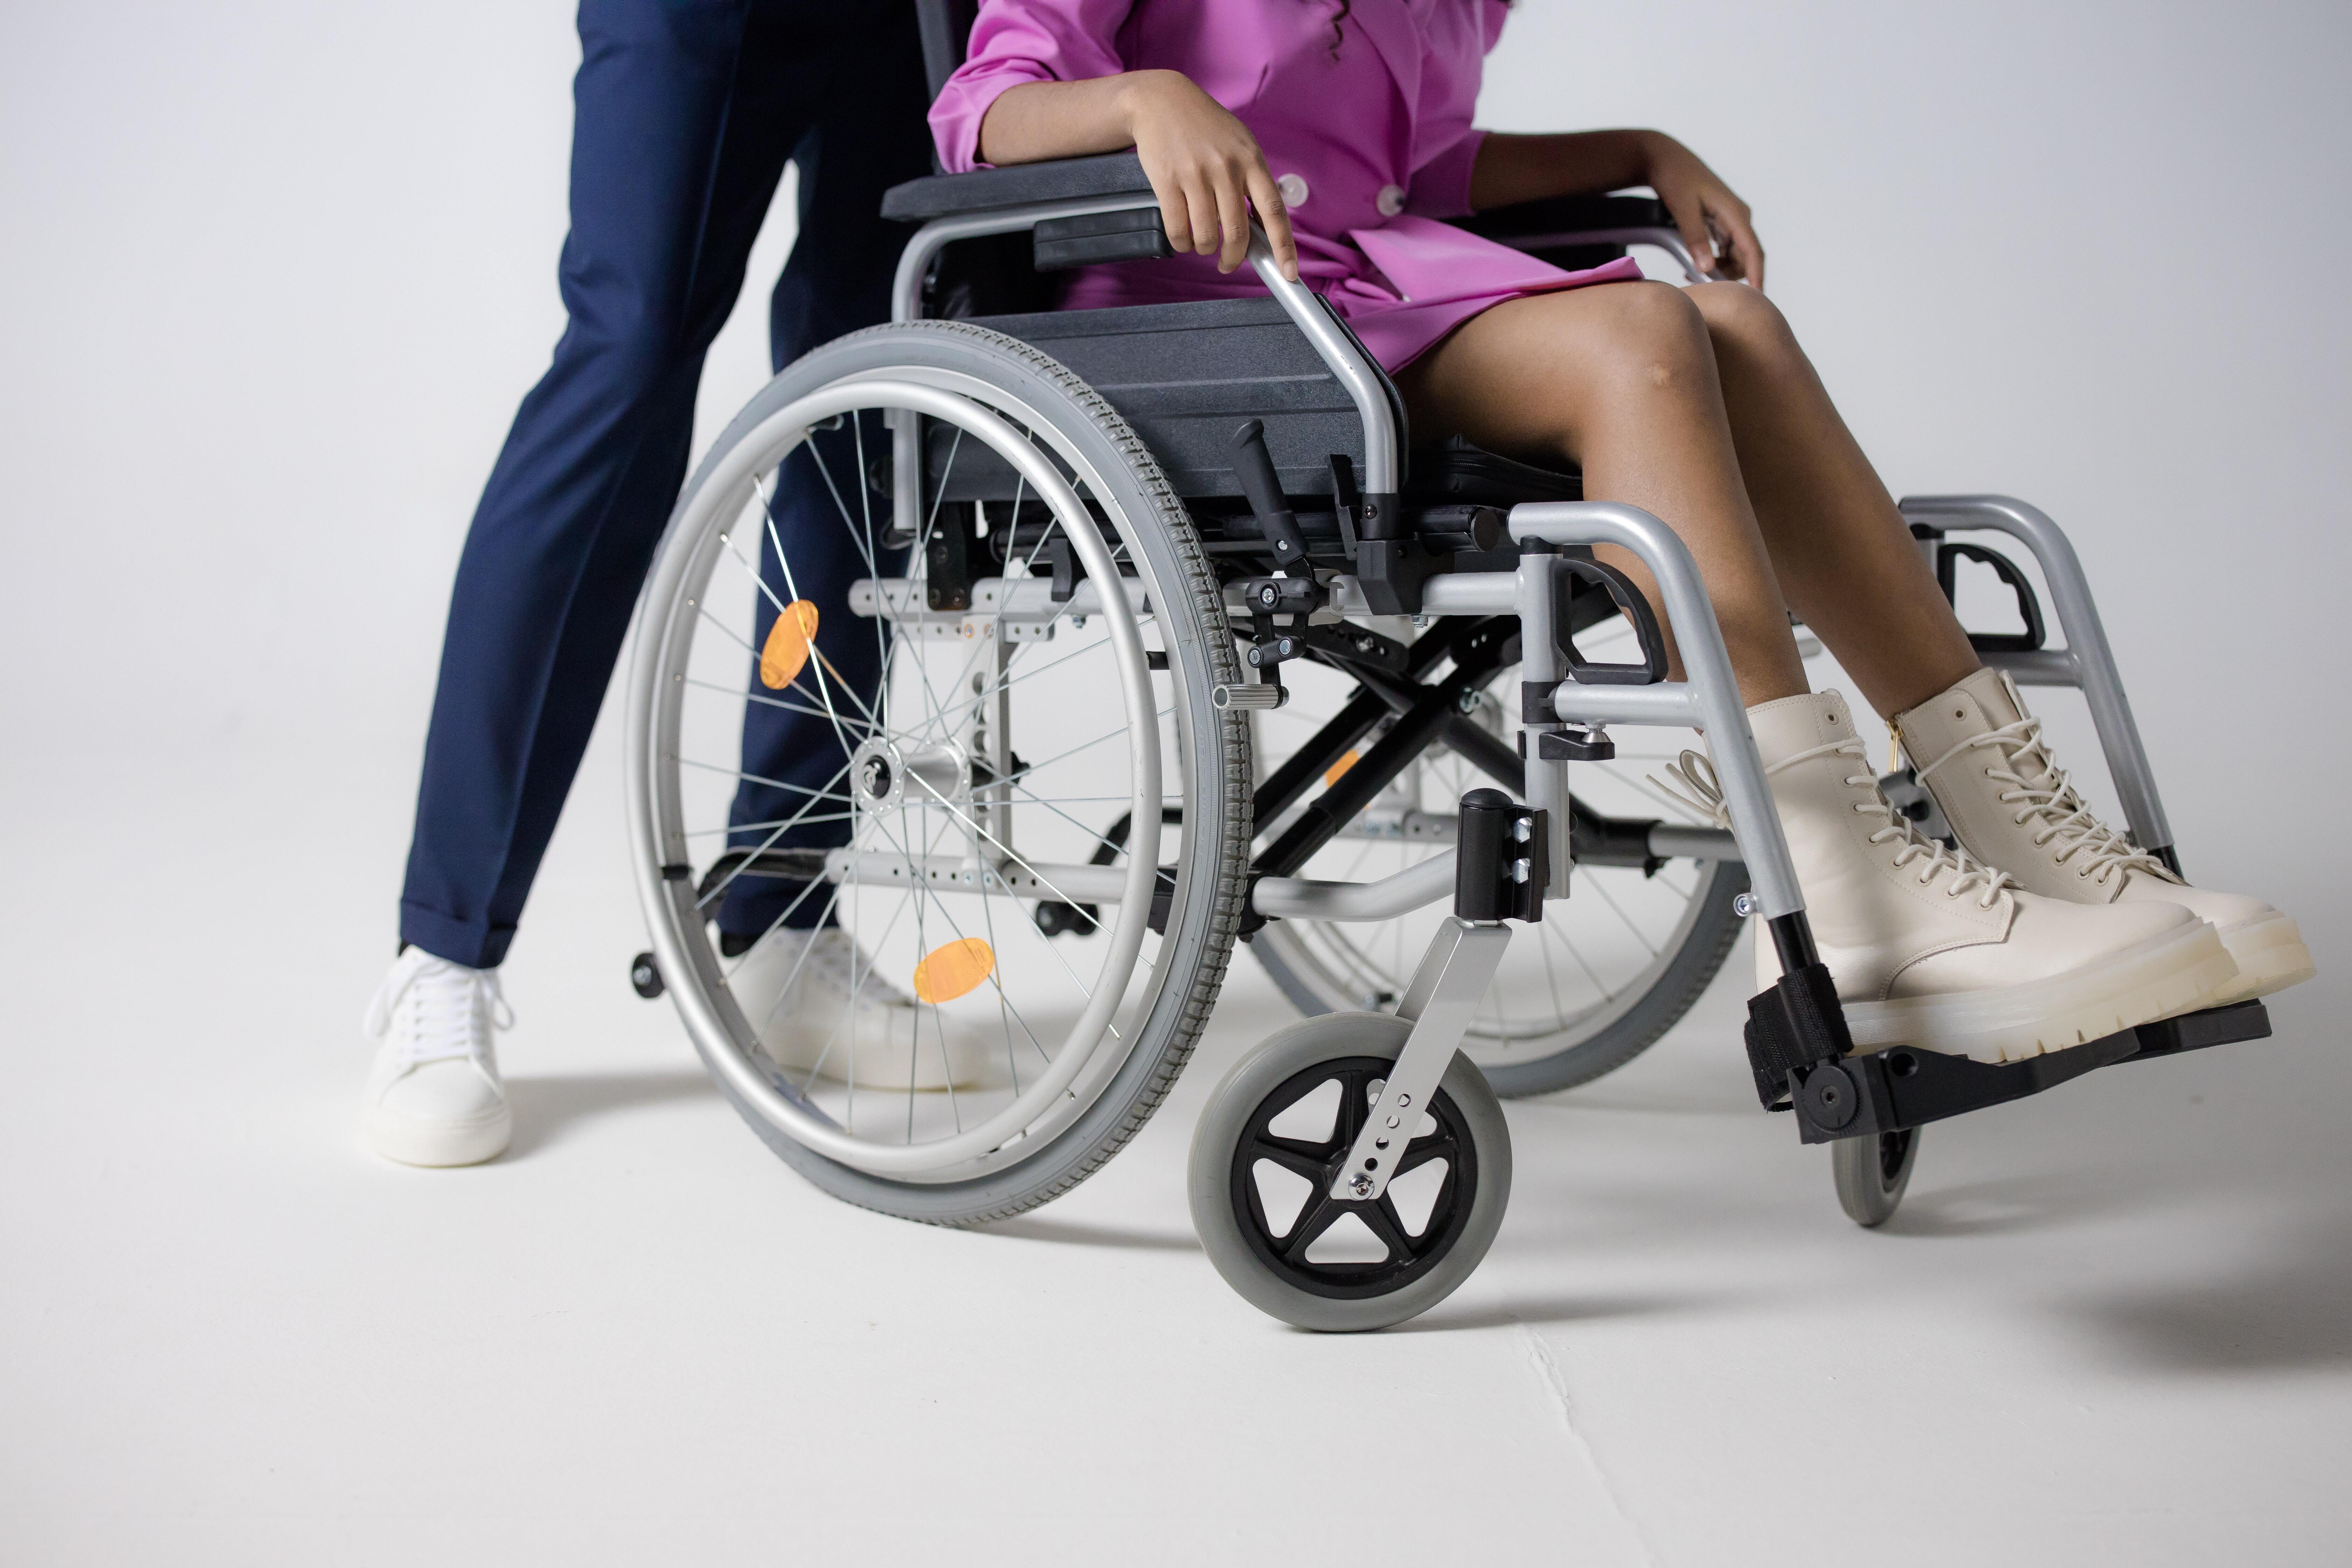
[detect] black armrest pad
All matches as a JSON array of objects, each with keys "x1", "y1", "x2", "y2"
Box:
[
  {"x1": 882, "y1": 150, "x2": 1156, "y2": 222},
  {"x1": 1457, "y1": 192, "x2": 1672, "y2": 241}
]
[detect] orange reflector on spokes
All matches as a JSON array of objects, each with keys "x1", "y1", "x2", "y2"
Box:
[
  {"x1": 913, "y1": 938, "x2": 995, "y2": 1004},
  {"x1": 758, "y1": 600, "x2": 820, "y2": 689},
  {"x1": 1323, "y1": 749, "x2": 1360, "y2": 787}
]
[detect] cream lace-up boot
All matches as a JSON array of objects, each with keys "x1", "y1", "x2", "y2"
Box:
[
  {"x1": 728, "y1": 926, "x2": 1005, "y2": 1092},
  {"x1": 362, "y1": 949, "x2": 514, "y2": 1167},
  {"x1": 1896, "y1": 668, "x2": 2312, "y2": 1004},
  {"x1": 1687, "y1": 691, "x2": 2238, "y2": 1062}
]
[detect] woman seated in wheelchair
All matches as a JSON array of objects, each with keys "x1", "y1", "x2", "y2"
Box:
[{"x1": 935, "y1": 0, "x2": 2311, "y2": 1060}]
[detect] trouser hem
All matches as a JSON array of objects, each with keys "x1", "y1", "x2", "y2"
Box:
[{"x1": 398, "y1": 901, "x2": 516, "y2": 971}]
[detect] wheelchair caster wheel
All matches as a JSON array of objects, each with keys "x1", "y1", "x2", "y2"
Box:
[
  {"x1": 629, "y1": 952, "x2": 664, "y2": 1000},
  {"x1": 1832, "y1": 1127, "x2": 1920, "y2": 1227},
  {"x1": 1189, "y1": 1013, "x2": 1511, "y2": 1331}
]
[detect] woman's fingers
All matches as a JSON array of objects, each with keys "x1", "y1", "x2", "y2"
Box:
[
  {"x1": 1212, "y1": 161, "x2": 1255, "y2": 272},
  {"x1": 1716, "y1": 201, "x2": 1766, "y2": 293},
  {"x1": 1712, "y1": 197, "x2": 1769, "y2": 293},
  {"x1": 1666, "y1": 195, "x2": 1718, "y2": 278},
  {"x1": 1245, "y1": 163, "x2": 1300, "y2": 281},
  {"x1": 1148, "y1": 175, "x2": 1194, "y2": 263},
  {"x1": 1178, "y1": 169, "x2": 1224, "y2": 257}
]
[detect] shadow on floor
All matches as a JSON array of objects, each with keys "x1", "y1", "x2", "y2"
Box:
[
  {"x1": 1872, "y1": 1165, "x2": 2166, "y2": 1239},
  {"x1": 2068, "y1": 1208, "x2": 2352, "y2": 1375},
  {"x1": 982, "y1": 1216, "x2": 1202, "y2": 1252},
  {"x1": 503, "y1": 1070, "x2": 717, "y2": 1157},
  {"x1": 1394, "y1": 1293, "x2": 1694, "y2": 1334}
]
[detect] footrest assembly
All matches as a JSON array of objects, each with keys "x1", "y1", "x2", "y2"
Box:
[{"x1": 1786, "y1": 1000, "x2": 2273, "y2": 1145}]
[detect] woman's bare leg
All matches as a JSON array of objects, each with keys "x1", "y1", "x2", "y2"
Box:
[
  {"x1": 1685, "y1": 282, "x2": 1977, "y2": 717},
  {"x1": 1398, "y1": 282, "x2": 1809, "y2": 705}
]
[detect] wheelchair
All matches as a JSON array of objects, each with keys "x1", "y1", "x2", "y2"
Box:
[{"x1": 621, "y1": 10, "x2": 2274, "y2": 1330}]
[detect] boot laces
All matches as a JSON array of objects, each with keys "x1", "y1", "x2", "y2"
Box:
[
  {"x1": 1657, "y1": 741, "x2": 2015, "y2": 911},
  {"x1": 1914, "y1": 714, "x2": 2175, "y2": 889},
  {"x1": 363, "y1": 950, "x2": 512, "y2": 1068}
]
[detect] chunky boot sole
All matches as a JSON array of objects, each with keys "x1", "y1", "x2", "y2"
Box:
[
  {"x1": 2212, "y1": 913, "x2": 2316, "y2": 1004},
  {"x1": 1843, "y1": 920, "x2": 2239, "y2": 1064},
  {"x1": 366, "y1": 1102, "x2": 513, "y2": 1168}
]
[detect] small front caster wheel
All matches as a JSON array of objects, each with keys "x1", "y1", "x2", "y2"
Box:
[
  {"x1": 629, "y1": 952, "x2": 665, "y2": 1000},
  {"x1": 1188, "y1": 1013, "x2": 1512, "y2": 1332},
  {"x1": 1832, "y1": 1126, "x2": 1920, "y2": 1227}
]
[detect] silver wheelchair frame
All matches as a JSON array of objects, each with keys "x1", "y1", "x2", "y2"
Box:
[
  {"x1": 860, "y1": 189, "x2": 2251, "y2": 1168},
  {"x1": 620, "y1": 102, "x2": 2276, "y2": 1320}
]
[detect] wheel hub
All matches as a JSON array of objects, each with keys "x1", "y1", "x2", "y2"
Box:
[{"x1": 848, "y1": 737, "x2": 969, "y2": 812}]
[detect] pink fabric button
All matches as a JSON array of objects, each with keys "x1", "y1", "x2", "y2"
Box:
[
  {"x1": 1276, "y1": 173, "x2": 1310, "y2": 208},
  {"x1": 1376, "y1": 184, "x2": 1407, "y2": 217}
]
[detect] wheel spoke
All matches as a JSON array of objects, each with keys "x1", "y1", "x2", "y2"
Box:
[
  {"x1": 1359, "y1": 1197, "x2": 1415, "y2": 1261},
  {"x1": 1280, "y1": 1195, "x2": 1351, "y2": 1265},
  {"x1": 1247, "y1": 1138, "x2": 1333, "y2": 1182},
  {"x1": 1391, "y1": 1135, "x2": 1457, "y2": 1176}
]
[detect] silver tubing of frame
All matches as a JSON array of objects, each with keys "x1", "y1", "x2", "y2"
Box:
[
  {"x1": 1980, "y1": 649, "x2": 2082, "y2": 688},
  {"x1": 1332, "y1": 918, "x2": 1513, "y2": 1203},
  {"x1": 1550, "y1": 682, "x2": 1702, "y2": 728},
  {"x1": 1245, "y1": 228, "x2": 1399, "y2": 495},
  {"x1": 1508, "y1": 502, "x2": 1806, "y2": 919},
  {"x1": 1418, "y1": 573, "x2": 1518, "y2": 615},
  {"x1": 1899, "y1": 495, "x2": 2172, "y2": 853},
  {"x1": 891, "y1": 198, "x2": 1161, "y2": 326},
  {"x1": 1513, "y1": 551, "x2": 1575, "y2": 887},
  {"x1": 1251, "y1": 851, "x2": 1458, "y2": 923},
  {"x1": 1650, "y1": 825, "x2": 1741, "y2": 861}
]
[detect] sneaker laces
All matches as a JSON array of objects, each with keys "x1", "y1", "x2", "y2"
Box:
[
  {"x1": 1654, "y1": 740, "x2": 2016, "y2": 911},
  {"x1": 363, "y1": 950, "x2": 512, "y2": 1068},
  {"x1": 1911, "y1": 714, "x2": 2175, "y2": 889},
  {"x1": 789, "y1": 928, "x2": 917, "y2": 1010}
]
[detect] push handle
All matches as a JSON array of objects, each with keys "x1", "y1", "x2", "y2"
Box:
[{"x1": 1556, "y1": 556, "x2": 1669, "y2": 685}]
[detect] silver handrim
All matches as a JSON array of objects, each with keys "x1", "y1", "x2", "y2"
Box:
[
  {"x1": 1249, "y1": 633, "x2": 1731, "y2": 1067},
  {"x1": 628, "y1": 374, "x2": 1181, "y2": 1180}
]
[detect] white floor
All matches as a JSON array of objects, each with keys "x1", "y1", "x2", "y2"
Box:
[{"x1": 5, "y1": 726, "x2": 2347, "y2": 1567}]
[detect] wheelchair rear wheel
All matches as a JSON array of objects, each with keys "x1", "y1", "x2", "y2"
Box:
[
  {"x1": 627, "y1": 322, "x2": 1249, "y2": 1224},
  {"x1": 1248, "y1": 649, "x2": 1746, "y2": 1097}
]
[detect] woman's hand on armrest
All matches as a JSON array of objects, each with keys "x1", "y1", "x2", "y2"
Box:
[
  {"x1": 978, "y1": 71, "x2": 1300, "y2": 281},
  {"x1": 1470, "y1": 130, "x2": 1764, "y2": 291}
]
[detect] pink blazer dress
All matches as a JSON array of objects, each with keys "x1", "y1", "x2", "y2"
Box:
[{"x1": 929, "y1": 0, "x2": 1639, "y2": 370}]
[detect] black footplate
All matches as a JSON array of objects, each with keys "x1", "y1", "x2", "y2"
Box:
[{"x1": 1787, "y1": 1000, "x2": 2273, "y2": 1145}]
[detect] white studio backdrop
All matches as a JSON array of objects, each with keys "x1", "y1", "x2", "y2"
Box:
[{"x1": 2, "y1": 0, "x2": 2347, "y2": 896}]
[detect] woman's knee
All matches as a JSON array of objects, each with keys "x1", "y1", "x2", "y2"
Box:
[
  {"x1": 1688, "y1": 281, "x2": 1797, "y2": 357},
  {"x1": 1569, "y1": 280, "x2": 1715, "y2": 390}
]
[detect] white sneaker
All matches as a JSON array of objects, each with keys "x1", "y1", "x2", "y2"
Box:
[
  {"x1": 360, "y1": 949, "x2": 514, "y2": 1167},
  {"x1": 727, "y1": 926, "x2": 1007, "y2": 1092},
  {"x1": 1685, "y1": 691, "x2": 2239, "y2": 1062},
  {"x1": 1897, "y1": 668, "x2": 2314, "y2": 1004}
]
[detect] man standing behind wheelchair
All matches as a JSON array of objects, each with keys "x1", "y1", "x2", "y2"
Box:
[
  {"x1": 363, "y1": 0, "x2": 2312, "y2": 1167},
  {"x1": 360, "y1": 3, "x2": 942, "y2": 1166}
]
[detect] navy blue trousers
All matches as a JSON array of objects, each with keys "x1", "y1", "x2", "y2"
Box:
[{"x1": 400, "y1": 0, "x2": 931, "y2": 968}]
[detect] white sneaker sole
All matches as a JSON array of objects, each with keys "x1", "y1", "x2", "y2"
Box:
[
  {"x1": 764, "y1": 1027, "x2": 1014, "y2": 1094},
  {"x1": 1844, "y1": 919, "x2": 2239, "y2": 1064},
  {"x1": 366, "y1": 1103, "x2": 513, "y2": 1168},
  {"x1": 2211, "y1": 913, "x2": 2316, "y2": 1004}
]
